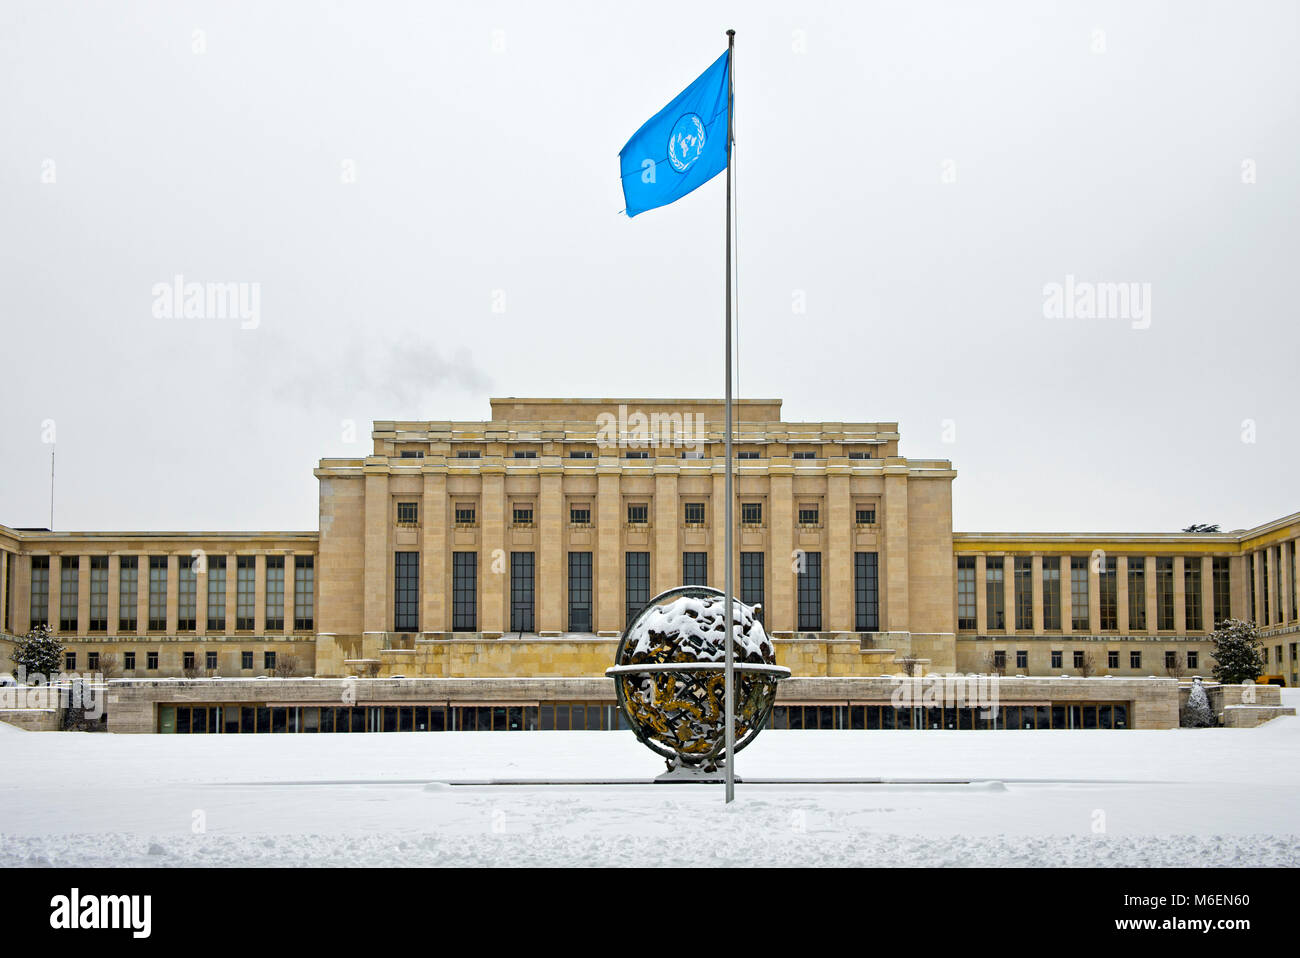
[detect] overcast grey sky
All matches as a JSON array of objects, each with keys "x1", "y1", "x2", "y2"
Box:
[{"x1": 1, "y1": 0, "x2": 1295, "y2": 534}]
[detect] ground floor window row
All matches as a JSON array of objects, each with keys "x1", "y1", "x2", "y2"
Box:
[
  {"x1": 771, "y1": 702, "x2": 1130, "y2": 730},
  {"x1": 158, "y1": 702, "x2": 633, "y2": 734},
  {"x1": 157, "y1": 700, "x2": 1130, "y2": 733}
]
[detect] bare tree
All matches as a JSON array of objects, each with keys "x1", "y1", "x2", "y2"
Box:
[
  {"x1": 95, "y1": 652, "x2": 121, "y2": 679},
  {"x1": 981, "y1": 648, "x2": 1007, "y2": 677},
  {"x1": 1165, "y1": 652, "x2": 1186, "y2": 679},
  {"x1": 273, "y1": 652, "x2": 302, "y2": 678},
  {"x1": 898, "y1": 654, "x2": 923, "y2": 677},
  {"x1": 182, "y1": 654, "x2": 204, "y2": 679},
  {"x1": 1077, "y1": 649, "x2": 1097, "y2": 678}
]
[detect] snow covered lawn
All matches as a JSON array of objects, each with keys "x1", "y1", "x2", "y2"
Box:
[{"x1": 2, "y1": 696, "x2": 1298, "y2": 867}]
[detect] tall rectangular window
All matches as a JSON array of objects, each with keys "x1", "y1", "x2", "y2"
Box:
[
  {"x1": 568, "y1": 552, "x2": 593, "y2": 633},
  {"x1": 207, "y1": 556, "x2": 227, "y2": 631},
  {"x1": 1261, "y1": 550, "x2": 1271, "y2": 624},
  {"x1": 1212, "y1": 557, "x2": 1230, "y2": 626},
  {"x1": 29, "y1": 556, "x2": 49, "y2": 629},
  {"x1": 60, "y1": 556, "x2": 79, "y2": 632},
  {"x1": 797, "y1": 552, "x2": 822, "y2": 631},
  {"x1": 1272, "y1": 546, "x2": 1281, "y2": 624},
  {"x1": 3, "y1": 552, "x2": 10, "y2": 632},
  {"x1": 1041, "y1": 558, "x2": 1061, "y2": 631},
  {"x1": 1248, "y1": 554, "x2": 1256, "y2": 623},
  {"x1": 956, "y1": 557, "x2": 976, "y2": 630},
  {"x1": 89, "y1": 556, "x2": 108, "y2": 632},
  {"x1": 682, "y1": 552, "x2": 708, "y2": 586},
  {"x1": 855, "y1": 552, "x2": 879, "y2": 631},
  {"x1": 741, "y1": 552, "x2": 764, "y2": 611},
  {"x1": 452, "y1": 552, "x2": 476, "y2": 631},
  {"x1": 1014, "y1": 558, "x2": 1033, "y2": 630},
  {"x1": 265, "y1": 555, "x2": 284, "y2": 631},
  {"x1": 236, "y1": 556, "x2": 255, "y2": 630},
  {"x1": 177, "y1": 556, "x2": 197, "y2": 631},
  {"x1": 1184, "y1": 557, "x2": 1203, "y2": 631},
  {"x1": 1099, "y1": 557, "x2": 1117, "y2": 631},
  {"x1": 625, "y1": 552, "x2": 650, "y2": 626},
  {"x1": 985, "y1": 558, "x2": 1005, "y2": 630},
  {"x1": 1156, "y1": 557, "x2": 1174, "y2": 630},
  {"x1": 394, "y1": 552, "x2": 419, "y2": 632},
  {"x1": 1284, "y1": 540, "x2": 1294, "y2": 623},
  {"x1": 294, "y1": 555, "x2": 314, "y2": 631},
  {"x1": 1070, "y1": 557, "x2": 1089, "y2": 631},
  {"x1": 148, "y1": 556, "x2": 167, "y2": 631},
  {"x1": 1128, "y1": 558, "x2": 1147, "y2": 631},
  {"x1": 510, "y1": 552, "x2": 534, "y2": 632},
  {"x1": 118, "y1": 556, "x2": 138, "y2": 632}
]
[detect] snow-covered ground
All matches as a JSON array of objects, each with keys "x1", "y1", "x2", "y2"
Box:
[{"x1": 2, "y1": 692, "x2": 1298, "y2": 867}]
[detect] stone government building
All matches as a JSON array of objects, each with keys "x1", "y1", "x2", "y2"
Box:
[{"x1": 1, "y1": 397, "x2": 1297, "y2": 732}]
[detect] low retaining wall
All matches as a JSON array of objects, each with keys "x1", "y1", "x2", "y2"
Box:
[{"x1": 106, "y1": 674, "x2": 1185, "y2": 733}]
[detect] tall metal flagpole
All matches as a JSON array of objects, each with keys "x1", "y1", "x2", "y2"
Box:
[{"x1": 723, "y1": 27, "x2": 736, "y2": 804}]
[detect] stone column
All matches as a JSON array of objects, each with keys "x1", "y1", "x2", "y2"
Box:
[
  {"x1": 709, "y1": 472, "x2": 727, "y2": 593},
  {"x1": 1173, "y1": 556, "x2": 1186, "y2": 633},
  {"x1": 362, "y1": 466, "x2": 391, "y2": 634},
  {"x1": 196, "y1": 553, "x2": 209, "y2": 633},
  {"x1": 284, "y1": 555, "x2": 296, "y2": 634},
  {"x1": 107, "y1": 555, "x2": 120, "y2": 637},
  {"x1": 1201, "y1": 555, "x2": 1214, "y2": 632},
  {"x1": 1248, "y1": 548, "x2": 1258, "y2": 623},
  {"x1": 1117, "y1": 556, "x2": 1130, "y2": 633},
  {"x1": 1088, "y1": 554, "x2": 1101, "y2": 633},
  {"x1": 768, "y1": 470, "x2": 794, "y2": 633},
  {"x1": 225, "y1": 558, "x2": 238, "y2": 635},
  {"x1": 77, "y1": 555, "x2": 90, "y2": 634},
  {"x1": 421, "y1": 469, "x2": 448, "y2": 634},
  {"x1": 166, "y1": 554, "x2": 180, "y2": 633},
  {"x1": 882, "y1": 465, "x2": 909, "y2": 632},
  {"x1": 47, "y1": 560, "x2": 59, "y2": 632},
  {"x1": 13, "y1": 554, "x2": 31, "y2": 635},
  {"x1": 1031, "y1": 555, "x2": 1044, "y2": 633},
  {"x1": 596, "y1": 469, "x2": 622, "y2": 634},
  {"x1": 1143, "y1": 556, "x2": 1157, "y2": 633},
  {"x1": 1060, "y1": 558, "x2": 1073, "y2": 635},
  {"x1": 654, "y1": 471, "x2": 679, "y2": 596},
  {"x1": 135, "y1": 559, "x2": 148, "y2": 635},
  {"x1": 480, "y1": 470, "x2": 507, "y2": 635},
  {"x1": 253, "y1": 554, "x2": 266, "y2": 634},
  {"x1": 537, "y1": 469, "x2": 564, "y2": 633},
  {"x1": 1003, "y1": 556, "x2": 1016, "y2": 634},
  {"x1": 826, "y1": 471, "x2": 852, "y2": 633}
]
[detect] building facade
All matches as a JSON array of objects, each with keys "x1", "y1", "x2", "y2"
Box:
[{"x1": 2, "y1": 397, "x2": 1298, "y2": 709}]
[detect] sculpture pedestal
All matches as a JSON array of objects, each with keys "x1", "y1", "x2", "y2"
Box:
[{"x1": 654, "y1": 763, "x2": 743, "y2": 784}]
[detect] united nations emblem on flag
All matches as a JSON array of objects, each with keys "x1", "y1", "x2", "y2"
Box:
[{"x1": 667, "y1": 113, "x2": 707, "y2": 172}]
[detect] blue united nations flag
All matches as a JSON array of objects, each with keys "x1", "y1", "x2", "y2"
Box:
[{"x1": 619, "y1": 50, "x2": 731, "y2": 218}]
